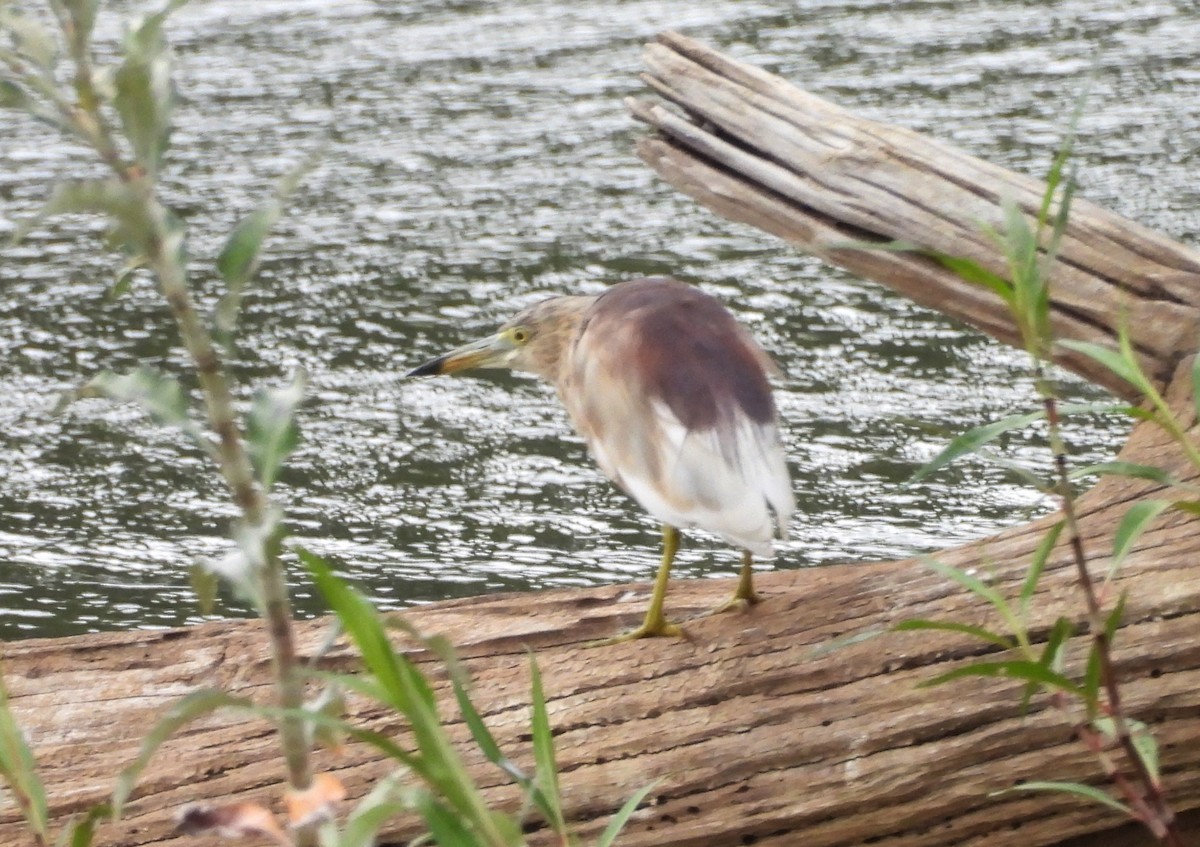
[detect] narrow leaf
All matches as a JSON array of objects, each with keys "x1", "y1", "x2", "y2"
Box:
[
  {"x1": 1020, "y1": 520, "x2": 1064, "y2": 614},
  {"x1": 215, "y1": 145, "x2": 322, "y2": 332},
  {"x1": 113, "y1": 689, "x2": 249, "y2": 816},
  {"x1": 247, "y1": 369, "x2": 307, "y2": 489},
  {"x1": 0, "y1": 9, "x2": 57, "y2": 68},
  {"x1": 926, "y1": 559, "x2": 1007, "y2": 611},
  {"x1": 997, "y1": 781, "x2": 1131, "y2": 816},
  {"x1": 596, "y1": 780, "x2": 662, "y2": 847},
  {"x1": 188, "y1": 560, "x2": 219, "y2": 615},
  {"x1": 0, "y1": 665, "x2": 48, "y2": 840},
  {"x1": 909, "y1": 409, "x2": 1046, "y2": 484},
  {"x1": 1068, "y1": 461, "x2": 1178, "y2": 486},
  {"x1": 932, "y1": 253, "x2": 1014, "y2": 304},
  {"x1": 11, "y1": 178, "x2": 149, "y2": 249},
  {"x1": 920, "y1": 660, "x2": 1085, "y2": 697},
  {"x1": 1058, "y1": 339, "x2": 1151, "y2": 395},
  {"x1": 1021, "y1": 615, "x2": 1074, "y2": 715},
  {"x1": 893, "y1": 618, "x2": 1014, "y2": 651},
  {"x1": 66, "y1": 802, "x2": 112, "y2": 847},
  {"x1": 70, "y1": 367, "x2": 208, "y2": 446},
  {"x1": 529, "y1": 655, "x2": 565, "y2": 833},
  {"x1": 1109, "y1": 500, "x2": 1171, "y2": 578},
  {"x1": 1192, "y1": 350, "x2": 1200, "y2": 424}
]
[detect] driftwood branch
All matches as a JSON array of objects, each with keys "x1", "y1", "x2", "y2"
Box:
[
  {"x1": 629, "y1": 32, "x2": 1200, "y2": 399},
  {"x1": 3, "y1": 32, "x2": 1200, "y2": 847}
]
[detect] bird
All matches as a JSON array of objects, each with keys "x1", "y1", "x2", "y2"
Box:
[{"x1": 406, "y1": 277, "x2": 794, "y2": 643}]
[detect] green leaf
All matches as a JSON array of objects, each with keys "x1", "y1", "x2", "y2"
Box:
[
  {"x1": 0, "y1": 78, "x2": 32, "y2": 110},
  {"x1": 112, "y1": 0, "x2": 192, "y2": 175},
  {"x1": 996, "y1": 781, "x2": 1131, "y2": 816},
  {"x1": 1067, "y1": 461, "x2": 1178, "y2": 486},
  {"x1": 64, "y1": 803, "x2": 112, "y2": 847},
  {"x1": 1192, "y1": 352, "x2": 1200, "y2": 424},
  {"x1": 0, "y1": 665, "x2": 49, "y2": 841},
  {"x1": 920, "y1": 660, "x2": 1085, "y2": 698},
  {"x1": 529, "y1": 654, "x2": 565, "y2": 834},
  {"x1": 926, "y1": 559, "x2": 1008, "y2": 611},
  {"x1": 1058, "y1": 339, "x2": 1151, "y2": 395},
  {"x1": 1020, "y1": 520, "x2": 1064, "y2": 614},
  {"x1": 932, "y1": 253, "x2": 1014, "y2": 304},
  {"x1": 450, "y1": 669, "x2": 528, "y2": 785},
  {"x1": 247, "y1": 369, "x2": 307, "y2": 490},
  {"x1": 113, "y1": 688, "x2": 248, "y2": 817},
  {"x1": 1109, "y1": 500, "x2": 1171, "y2": 579},
  {"x1": 0, "y1": 8, "x2": 57, "y2": 68},
  {"x1": 1105, "y1": 590, "x2": 1127, "y2": 642},
  {"x1": 187, "y1": 560, "x2": 219, "y2": 615},
  {"x1": 893, "y1": 619, "x2": 1014, "y2": 651},
  {"x1": 1022, "y1": 616, "x2": 1074, "y2": 714},
  {"x1": 68, "y1": 366, "x2": 208, "y2": 446},
  {"x1": 1083, "y1": 642, "x2": 1102, "y2": 715},
  {"x1": 106, "y1": 255, "x2": 148, "y2": 301},
  {"x1": 338, "y1": 773, "x2": 409, "y2": 847},
  {"x1": 113, "y1": 55, "x2": 174, "y2": 177},
  {"x1": 61, "y1": 0, "x2": 100, "y2": 47},
  {"x1": 11, "y1": 178, "x2": 150, "y2": 249},
  {"x1": 909, "y1": 409, "x2": 1047, "y2": 484},
  {"x1": 215, "y1": 146, "x2": 322, "y2": 333},
  {"x1": 596, "y1": 780, "x2": 662, "y2": 847}
]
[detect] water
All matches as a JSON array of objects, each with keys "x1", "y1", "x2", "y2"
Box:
[{"x1": 1, "y1": 0, "x2": 1196, "y2": 639}]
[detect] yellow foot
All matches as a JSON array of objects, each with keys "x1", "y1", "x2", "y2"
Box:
[
  {"x1": 585, "y1": 619, "x2": 684, "y2": 647},
  {"x1": 692, "y1": 590, "x2": 763, "y2": 620}
]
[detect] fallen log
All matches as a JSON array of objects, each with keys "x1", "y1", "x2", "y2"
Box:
[{"x1": 4, "y1": 32, "x2": 1200, "y2": 847}]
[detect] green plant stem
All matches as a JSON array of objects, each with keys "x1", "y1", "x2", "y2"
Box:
[
  {"x1": 1037, "y1": 375, "x2": 1181, "y2": 845},
  {"x1": 44, "y1": 13, "x2": 317, "y2": 840}
]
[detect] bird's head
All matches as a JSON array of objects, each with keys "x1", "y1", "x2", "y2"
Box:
[{"x1": 406, "y1": 294, "x2": 593, "y2": 384}]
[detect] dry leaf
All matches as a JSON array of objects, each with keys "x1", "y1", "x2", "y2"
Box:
[{"x1": 285, "y1": 772, "x2": 347, "y2": 828}]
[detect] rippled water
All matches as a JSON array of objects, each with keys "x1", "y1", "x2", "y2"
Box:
[{"x1": 1, "y1": 0, "x2": 1196, "y2": 639}]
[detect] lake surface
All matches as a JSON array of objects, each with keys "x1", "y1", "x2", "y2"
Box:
[{"x1": 1, "y1": 0, "x2": 1196, "y2": 639}]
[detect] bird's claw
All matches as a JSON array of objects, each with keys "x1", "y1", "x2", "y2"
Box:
[{"x1": 585, "y1": 618, "x2": 684, "y2": 647}]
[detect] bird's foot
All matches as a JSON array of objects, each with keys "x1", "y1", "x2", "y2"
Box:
[
  {"x1": 693, "y1": 589, "x2": 763, "y2": 619},
  {"x1": 585, "y1": 618, "x2": 684, "y2": 647}
]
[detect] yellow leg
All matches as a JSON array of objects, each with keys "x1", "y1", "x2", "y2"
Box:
[
  {"x1": 588, "y1": 524, "x2": 684, "y2": 646},
  {"x1": 705, "y1": 550, "x2": 762, "y2": 616}
]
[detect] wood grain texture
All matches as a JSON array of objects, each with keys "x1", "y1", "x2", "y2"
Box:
[
  {"x1": 4, "y1": 32, "x2": 1200, "y2": 847},
  {"x1": 630, "y1": 32, "x2": 1200, "y2": 399}
]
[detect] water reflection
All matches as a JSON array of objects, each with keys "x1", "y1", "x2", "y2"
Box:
[{"x1": 2, "y1": 0, "x2": 1195, "y2": 638}]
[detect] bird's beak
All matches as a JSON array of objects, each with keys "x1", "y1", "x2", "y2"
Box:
[{"x1": 406, "y1": 333, "x2": 515, "y2": 378}]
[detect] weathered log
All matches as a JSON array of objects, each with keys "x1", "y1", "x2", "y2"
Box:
[
  {"x1": 4, "y1": 32, "x2": 1200, "y2": 847},
  {"x1": 629, "y1": 33, "x2": 1200, "y2": 400}
]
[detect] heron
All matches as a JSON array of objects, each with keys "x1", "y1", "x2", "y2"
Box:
[{"x1": 406, "y1": 277, "x2": 794, "y2": 642}]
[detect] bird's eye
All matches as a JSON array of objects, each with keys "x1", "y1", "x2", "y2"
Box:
[{"x1": 511, "y1": 327, "x2": 530, "y2": 344}]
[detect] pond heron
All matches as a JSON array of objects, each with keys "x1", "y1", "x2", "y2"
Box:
[{"x1": 407, "y1": 277, "x2": 794, "y2": 642}]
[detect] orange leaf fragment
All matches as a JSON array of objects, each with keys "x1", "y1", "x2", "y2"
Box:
[{"x1": 285, "y1": 772, "x2": 347, "y2": 828}]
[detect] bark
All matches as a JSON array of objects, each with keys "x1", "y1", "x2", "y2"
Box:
[{"x1": 3, "y1": 31, "x2": 1200, "y2": 847}]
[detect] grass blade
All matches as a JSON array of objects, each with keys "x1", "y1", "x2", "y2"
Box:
[
  {"x1": 528, "y1": 654, "x2": 566, "y2": 834},
  {"x1": 920, "y1": 660, "x2": 1085, "y2": 697},
  {"x1": 998, "y1": 781, "x2": 1131, "y2": 816},
  {"x1": 1058, "y1": 339, "x2": 1152, "y2": 395},
  {"x1": 894, "y1": 619, "x2": 1014, "y2": 651},
  {"x1": 113, "y1": 688, "x2": 249, "y2": 817},
  {"x1": 909, "y1": 409, "x2": 1046, "y2": 484},
  {"x1": 1020, "y1": 520, "x2": 1064, "y2": 614},
  {"x1": 596, "y1": 780, "x2": 661, "y2": 847},
  {"x1": 0, "y1": 665, "x2": 49, "y2": 841},
  {"x1": 1109, "y1": 500, "x2": 1171, "y2": 579}
]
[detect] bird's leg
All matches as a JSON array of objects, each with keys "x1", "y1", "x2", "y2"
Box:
[
  {"x1": 587, "y1": 524, "x2": 684, "y2": 646},
  {"x1": 701, "y1": 550, "x2": 762, "y2": 617}
]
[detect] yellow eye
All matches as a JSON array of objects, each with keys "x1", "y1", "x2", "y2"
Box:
[{"x1": 511, "y1": 327, "x2": 530, "y2": 344}]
